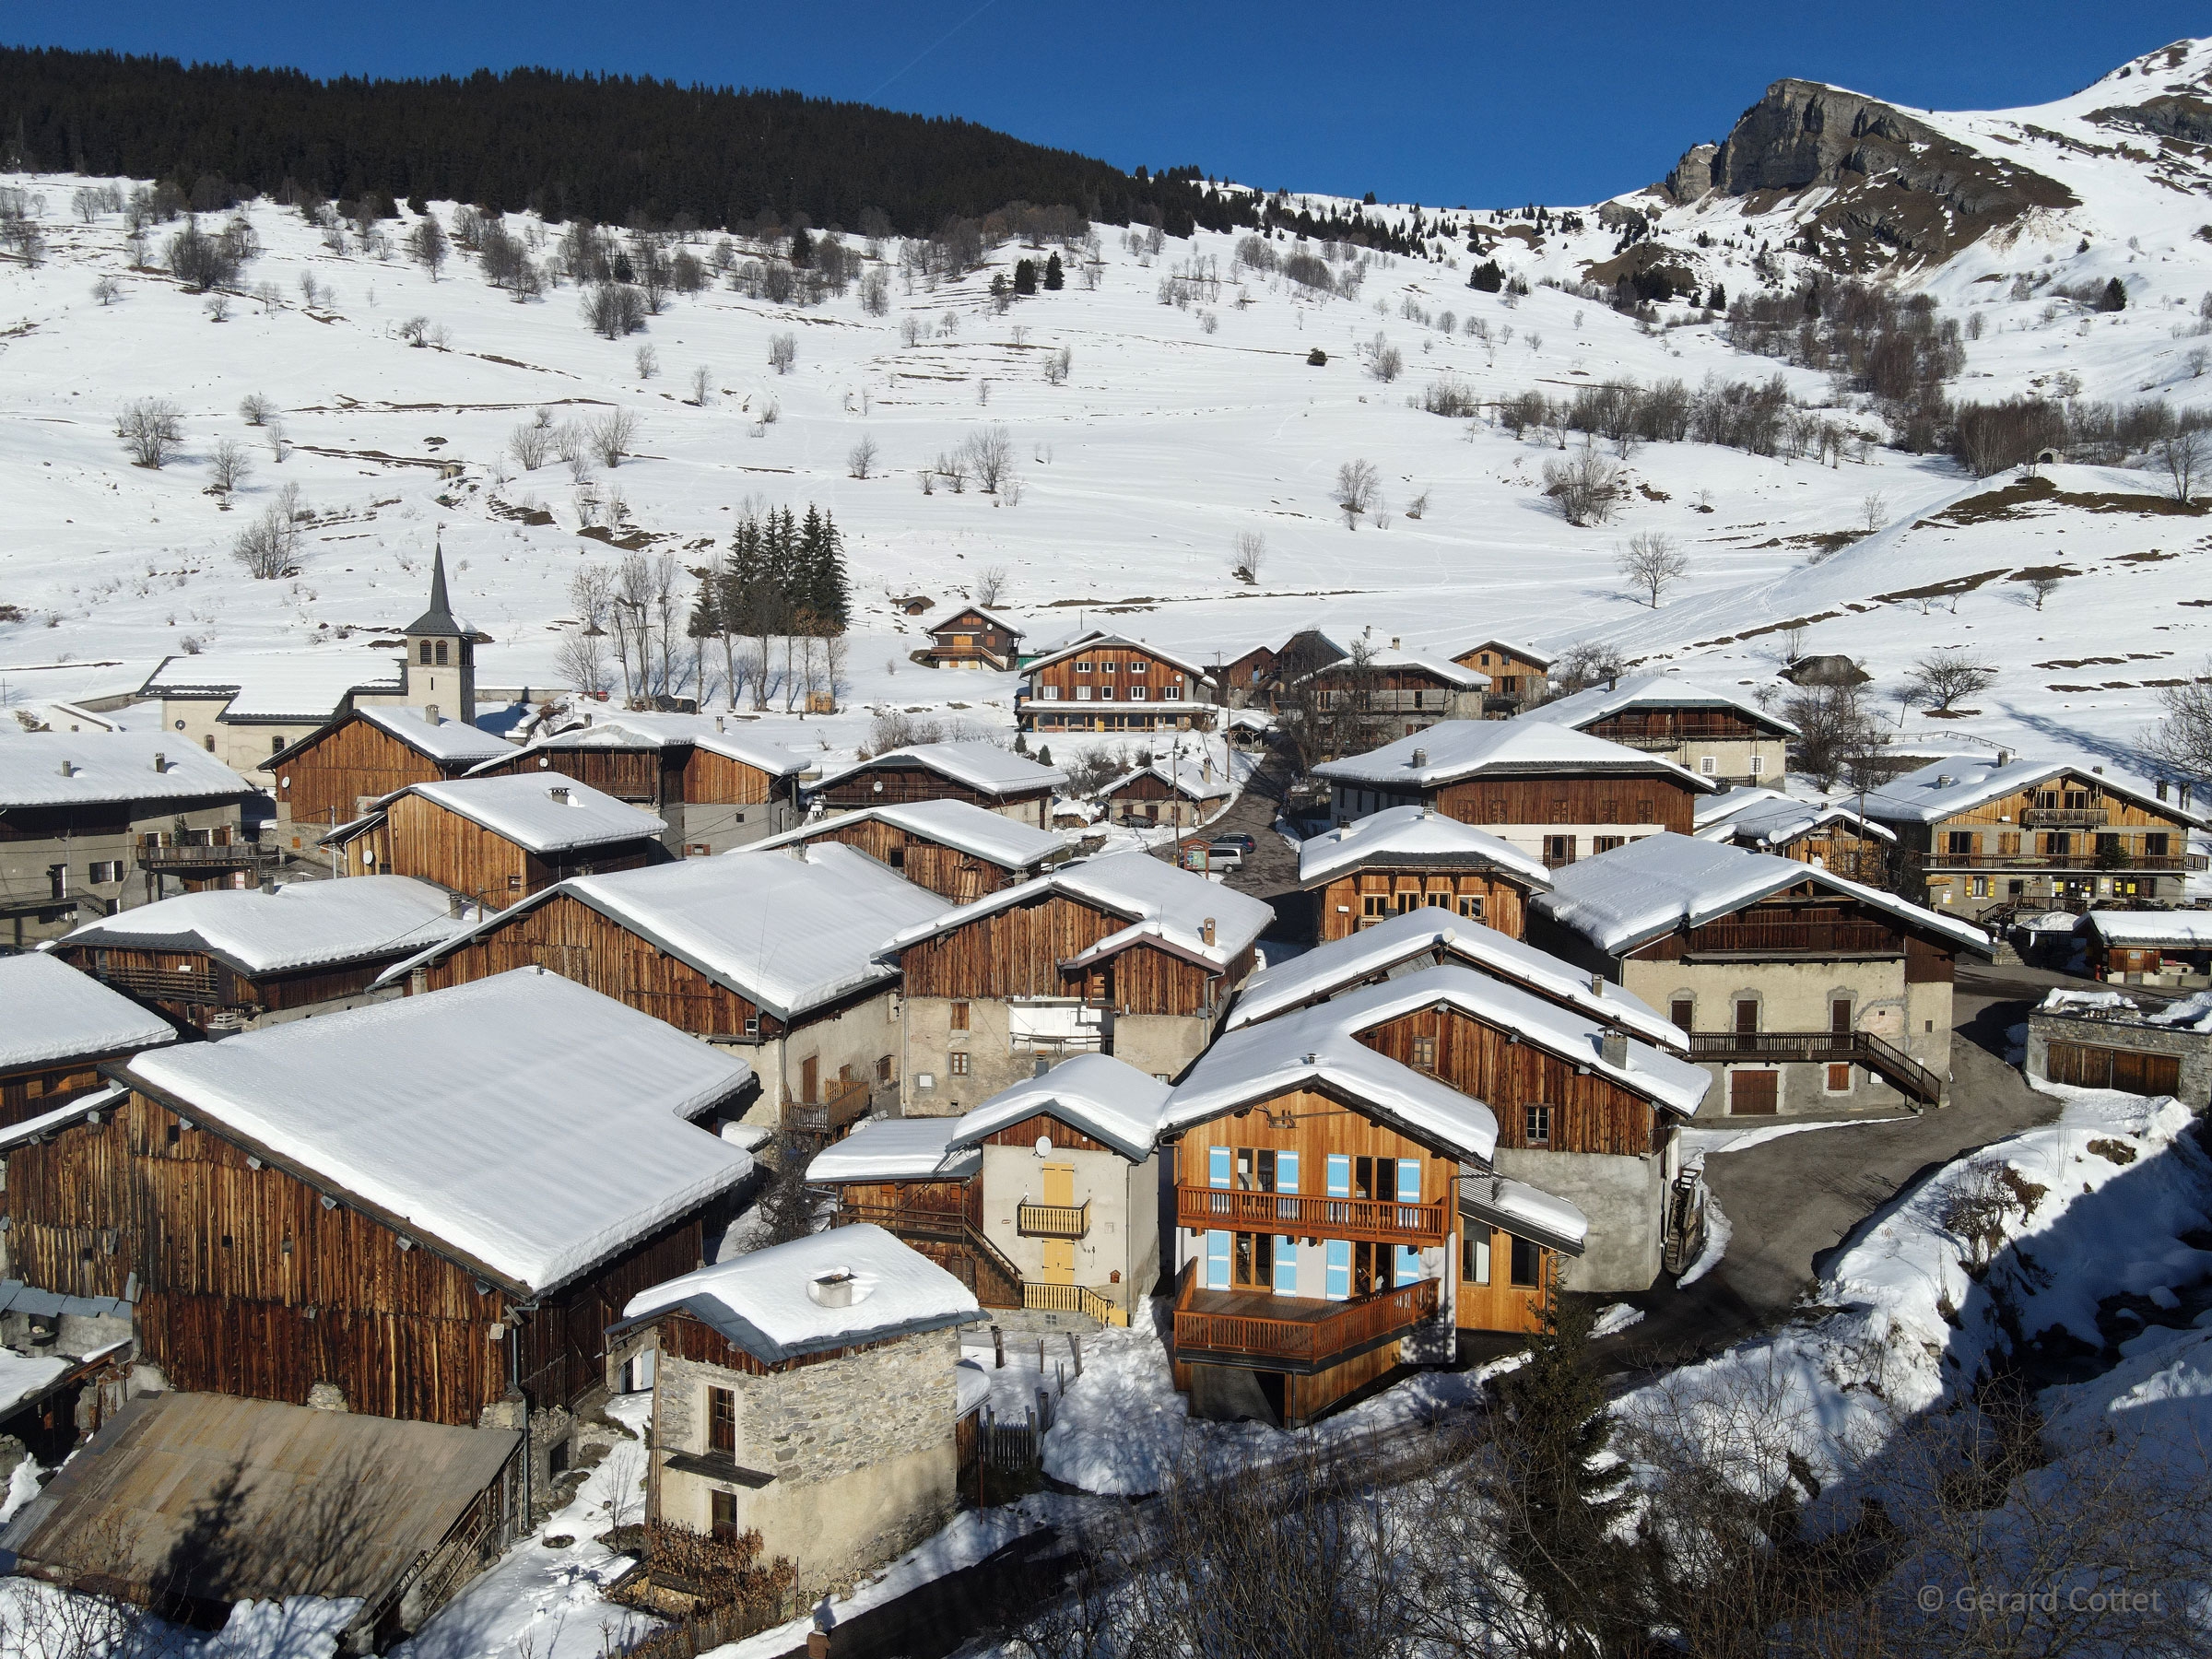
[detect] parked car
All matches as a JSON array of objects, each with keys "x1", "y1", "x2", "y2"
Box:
[
  {"x1": 1213, "y1": 832, "x2": 1257, "y2": 854},
  {"x1": 1204, "y1": 838, "x2": 1247, "y2": 869}
]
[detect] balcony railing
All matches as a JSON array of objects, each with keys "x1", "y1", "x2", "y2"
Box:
[
  {"x1": 1022, "y1": 1281, "x2": 1126, "y2": 1325},
  {"x1": 136, "y1": 834, "x2": 279, "y2": 874},
  {"x1": 1176, "y1": 1186, "x2": 1451, "y2": 1246},
  {"x1": 1684, "y1": 920, "x2": 1901, "y2": 957},
  {"x1": 1688, "y1": 1030, "x2": 1942, "y2": 1105},
  {"x1": 781, "y1": 1079, "x2": 873, "y2": 1139},
  {"x1": 2021, "y1": 807, "x2": 2110, "y2": 829},
  {"x1": 96, "y1": 961, "x2": 223, "y2": 1006},
  {"x1": 1172, "y1": 1270, "x2": 1440, "y2": 1372},
  {"x1": 1017, "y1": 1200, "x2": 1090, "y2": 1241},
  {"x1": 1924, "y1": 852, "x2": 2186, "y2": 872}
]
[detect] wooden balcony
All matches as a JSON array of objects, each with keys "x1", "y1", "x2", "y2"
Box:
[
  {"x1": 781, "y1": 1079, "x2": 873, "y2": 1139},
  {"x1": 1172, "y1": 1265, "x2": 1440, "y2": 1373},
  {"x1": 2022, "y1": 806, "x2": 2110, "y2": 829},
  {"x1": 1924, "y1": 852, "x2": 2185, "y2": 873},
  {"x1": 1684, "y1": 919, "x2": 1900, "y2": 958},
  {"x1": 136, "y1": 833, "x2": 279, "y2": 875},
  {"x1": 1688, "y1": 1030, "x2": 1942, "y2": 1105},
  {"x1": 1017, "y1": 1200, "x2": 1090, "y2": 1241},
  {"x1": 1022, "y1": 1281, "x2": 1127, "y2": 1325},
  {"x1": 95, "y1": 960, "x2": 223, "y2": 1006},
  {"x1": 1176, "y1": 1186, "x2": 1451, "y2": 1247}
]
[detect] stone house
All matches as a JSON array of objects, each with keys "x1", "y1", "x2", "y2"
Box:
[
  {"x1": 611, "y1": 1225, "x2": 980, "y2": 1599},
  {"x1": 1531, "y1": 833, "x2": 1987, "y2": 1116},
  {"x1": 1517, "y1": 674, "x2": 1796, "y2": 788}
]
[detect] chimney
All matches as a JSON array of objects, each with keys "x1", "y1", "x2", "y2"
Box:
[
  {"x1": 56, "y1": 760, "x2": 75, "y2": 779},
  {"x1": 1607, "y1": 676, "x2": 1618, "y2": 691},
  {"x1": 425, "y1": 705, "x2": 440, "y2": 724},
  {"x1": 2159, "y1": 780, "x2": 2171, "y2": 803},
  {"x1": 806, "y1": 1270, "x2": 856, "y2": 1309},
  {"x1": 1994, "y1": 747, "x2": 2012, "y2": 766},
  {"x1": 1589, "y1": 974, "x2": 1605, "y2": 997},
  {"x1": 260, "y1": 877, "x2": 277, "y2": 895},
  {"x1": 1202, "y1": 916, "x2": 1217, "y2": 947},
  {"x1": 1410, "y1": 747, "x2": 1428, "y2": 767},
  {"x1": 548, "y1": 785, "x2": 572, "y2": 805},
  {"x1": 2185, "y1": 782, "x2": 2196, "y2": 812},
  {"x1": 1390, "y1": 637, "x2": 1401, "y2": 650},
  {"x1": 1936, "y1": 774, "x2": 1956, "y2": 788},
  {"x1": 2092, "y1": 765, "x2": 2104, "y2": 775},
  {"x1": 715, "y1": 715, "x2": 726, "y2": 734},
  {"x1": 152, "y1": 751, "x2": 168, "y2": 773},
  {"x1": 448, "y1": 892, "x2": 468, "y2": 919},
  {"x1": 1599, "y1": 1030, "x2": 1630, "y2": 1069}
]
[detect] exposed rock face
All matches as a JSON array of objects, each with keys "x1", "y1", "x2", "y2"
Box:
[
  {"x1": 1664, "y1": 78, "x2": 2077, "y2": 267},
  {"x1": 2091, "y1": 93, "x2": 2212, "y2": 143}
]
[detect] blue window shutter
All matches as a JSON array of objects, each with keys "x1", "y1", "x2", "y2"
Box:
[
  {"x1": 1395, "y1": 1246, "x2": 1423, "y2": 1287},
  {"x1": 1208, "y1": 1146, "x2": 1231, "y2": 1189},
  {"x1": 1206, "y1": 1230, "x2": 1231, "y2": 1289},
  {"x1": 1324, "y1": 1239, "x2": 1350, "y2": 1300},
  {"x1": 1274, "y1": 1236, "x2": 1299, "y2": 1295},
  {"x1": 1396, "y1": 1159, "x2": 1421, "y2": 1201},
  {"x1": 1277, "y1": 1150, "x2": 1299, "y2": 1194},
  {"x1": 1325, "y1": 1155, "x2": 1350, "y2": 1197}
]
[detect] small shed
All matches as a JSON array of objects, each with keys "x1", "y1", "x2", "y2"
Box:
[{"x1": 0, "y1": 954, "x2": 176, "y2": 1126}]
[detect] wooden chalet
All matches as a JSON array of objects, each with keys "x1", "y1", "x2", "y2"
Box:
[
  {"x1": 270, "y1": 705, "x2": 513, "y2": 845},
  {"x1": 1521, "y1": 675, "x2": 1795, "y2": 788},
  {"x1": 743, "y1": 797, "x2": 1067, "y2": 902},
  {"x1": 1694, "y1": 787, "x2": 1893, "y2": 885},
  {"x1": 1216, "y1": 629, "x2": 1346, "y2": 712},
  {"x1": 324, "y1": 776, "x2": 668, "y2": 909},
  {"x1": 0, "y1": 954, "x2": 175, "y2": 1130},
  {"x1": 1449, "y1": 640, "x2": 1553, "y2": 714},
  {"x1": 378, "y1": 844, "x2": 950, "y2": 1132},
  {"x1": 810, "y1": 741, "x2": 1066, "y2": 831},
  {"x1": 885, "y1": 851, "x2": 1276, "y2": 1112},
  {"x1": 1097, "y1": 755, "x2": 1234, "y2": 830},
  {"x1": 54, "y1": 876, "x2": 470, "y2": 1035},
  {"x1": 3, "y1": 971, "x2": 755, "y2": 1443},
  {"x1": 922, "y1": 604, "x2": 1024, "y2": 671},
  {"x1": 1314, "y1": 720, "x2": 1712, "y2": 871},
  {"x1": 1158, "y1": 1019, "x2": 1587, "y2": 1427},
  {"x1": 1297, "y1": 644, "x2": 1488, "y2": 741},
  {"x1": 1016, "y1": 632, "x2": 1215, "y2": 735},
  {"x1": 1864, "y1": 752, "x2": 2206, "y2": 924},
  {"x1": 466, "y1": 712, "x2": 808, "y2": 856},
  {"x1": 1296, "y1": 804, "x2": 1553, "y2": 942},
  {"x1": 1532, "y1": 833, "x2": 1988, "y2": 1118},
  {"x1": 0, "y1": 734, "x2": 257, "y2": 949}
]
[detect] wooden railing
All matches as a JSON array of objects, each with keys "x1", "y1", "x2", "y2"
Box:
[
  {"x1": 1685, "y1": 920, "x2": 1900, "y2": 957},
  {"x1": 1022, "y1": 1281, "x2": 1127, "y2": 1325},
  {"x1": 1017, "y1": 1200, "x2": 1090, "y2": 1241},
  {"x1": 781, "y1": 1079, "x2": 873, "y2": 1138},
  {"x1": 1176, "y1": 1186, "x2": 1451, "y2": 1245},
  {"x1": 1922, "y1": 852, "x2": 2186, "y2": 872},
  {"x1": 1688, "y1": 1030, "x2": 1942, "y2": 1104},
  {"x1": 1173, "y1": 1271, "x2": 1440, "y2": 1370},
  {"x1": 827, "y1": 1198, "x2": 1025, "y2": 1305},
  {"x1": 94, "y1": 961, "x2": 223, "y2": 1006},
  {"x1": 2021, "y1": 807, "x2": 2110, "y2": 828},
  {"x1": 135, "y1": 833, "x2": 278, "y2": 873}
]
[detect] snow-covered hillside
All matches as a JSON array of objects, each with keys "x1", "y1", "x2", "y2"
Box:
[{"x1": 6, "y1": 38, "x2": 2212, "y2": 787}]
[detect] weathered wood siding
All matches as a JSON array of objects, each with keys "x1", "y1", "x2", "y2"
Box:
[
  {"x1": 373, "y1": 794, "x2": 657, "y2": 908},
  {"x1": 471, "y1": 745, "x2": 670, "y2": 805},
  {"x1": 1316, "y1": 871, "x2": 1528, "y2": 942},
  {"x1": 53, "y1": 943, "x2": 393, "y2": 1031},
  {"x1": 900, "y1": 892, "x2": 1241, "y2": 1017},
  {"x1": 276, "y1": 718, "x2": 449, "y2": 830},
  {"x1": 1433, "y1": 775, "x2": 1697, "y2": 833},
  {"x1": 0, "y1": 1058, "x2": 115, "y2": 1128},
  {"x1": 778, "y1": 818, "x2": 1021, "y2": 901},
  {"x1": 817, "y1": 763, "x2": 1050, "y2": 822}
]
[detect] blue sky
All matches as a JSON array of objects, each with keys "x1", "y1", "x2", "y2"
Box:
[{"x1": 7, "y1": 3, "x2": 2207, "y2": 205}]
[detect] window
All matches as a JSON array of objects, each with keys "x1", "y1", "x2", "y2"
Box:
[
  {"x1": 1700, "y1": 756, "x2": 1717, "y2": 776},
  {"x1": 712, "y1": 1489, "x2": 739, "y2": 1540},
  {"x1": 272, "y1": 735, "x2": 286, "y2": 754},
  {"x1": 1076, "y1": 686, "x2": 1092, "y2": 701},
  {"x1": 948, "y1": 1052, "x2": 971, "y2": 1077},
  {"x1": 2043, "y1": 832, "x2": 2072, "y2": 856},
  {"x1": 1362, "y1": 892, "x2": 1390, "y2": 919},
  {"x1": 47, "y1": 865, "x2": 66, "y2": 900},
  {"x1": 1946, "y1": 831, "x2": 1977, "y2": 857},
  {"x1": 1831, "y1": 997, "x2": 1853, "y2": 1034},
  {"x1": 877, "y1": 1055, "x2": 894, "y2": 1084},
  {"x1": 88, "y1": 861, "x2": 122, "y2": 885},
  {"x1": 1635, "y1": 798, "x2": 1653, "y2": 821},
  {"x1": 949, "y1": 1001, "x2": 971, "y2": 1031},
  {"x1": 435, "y1": 640, "x2": 450, "y2": 665},
  {"x1": 1479, "y1": 653, "x2": 1492, "y2": 666},
  {"x1": 1129, "y1": 660, "x2": 1148, "y2": 675},
  {"x1": 1547, "y1": 799, "x2": 1571, "y2": 824},
  {"x1": 1232, "y1": 1230, "x2": 1274, "y2": 1288},
  {"x1": 1040, "y1": 685, "x2": 1061, "y2": 700},
  {"x1": 1748, "y1": 755, "x2": 1766, "y2": 776},
  {"x1": 2095, "y1": 833, "x2": 2121, "y2": 862},
  {"x1": 1510, "y1": 1236, "x2": 1541, "y2": 1288},
  {"x1": 1524, "y1": 1104, "x2": 1551, "y2": 1146},
  {"x1": 1598, "y1": 798, "x2": 1618, "y2": 824},
  {"x1": 1969, "y1": 875, "x2": 1991, "y2": 898},
  {"x1": 1163, "y1": 684, "x2": 1182, "y2": 700},
  {"x1": 1464, "y1": 1230, "x2": 1491, "y2": 1286},
  {"x1": 1456, "y1": 893, "x2": 1485, "y2": 920},
  {"x1": 2147, "y1": 832, "x2": 2171, "y2": 856},
  {"x1": 1826, "y1": 1063, "x2": 1853, "y2": 1093},
  {"x1": 1544, "y1": 834, "x2": 1575, "y2": 865},
  {"x1": 1411, "y1": 1035, "x2": 1437, "y2": 1072},
  {"x1": 709, "y1": 1387, "x2": 736, "y2": 1454},
  {"x1": 1593, "y1": 835, "x2": 1627, "y2": 853},
  {"x1": 1394, "y1": 889, "x2": 1424, "y2": 913},
  {"x1": 1130, "y1": 686, "x2": 1148, "y2": 701},
  {"x1": 1735, "y1": 998, "x2": 1759, "y2": 1035},
  {"x1": 1998, "y1": 831, "x2": 2022, "y2": 855},
  {"x1": 419, "y1": 641, "x2": 433, "y2": 665},
  {"x1": 1670, "y1": 997, "x2": 1693, "y2": 1030},
  {"x1": 1076, "y1": 660, "x2": 1092, "y2": 674}
]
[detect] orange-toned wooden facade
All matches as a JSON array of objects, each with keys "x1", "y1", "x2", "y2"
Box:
[
  {"x1": 472, "y1": 743, "x2": 782, "y2": 814},
  {"x1": 925, "y1": 607, "x2": 1021, "y2": 671},
  {"x1": 1312, "y1": 871, "x2": 1533, "y2": 943},
  {"x1": 0, "y1": 1052, "x2": 135, "y2": 1130},
  {"x1": 1449, "y1": 641, "x2": 1551, "y2": 708},
  {"x1": 1019, "y1": 640, "x2": 1207, "y2": 735},
  {"x1": 899, "y1": 890, "x2": 1252, "y2": 1018},
  {"x1": 1433, "y1": 774, "x2": 1700, "y2": 835},
  {"x1": 766, "y1": 816, "x2": 1042, "y2": 902},
  {"x1": 274, "y1": 714, "x2": 477, "y2": 838},
  {"x1": 815, "y1": 762, "x2": 1054, "y2": 829},
  {"x1": 4, "y1": 1088, "x2": 710, "y2": 1425},
  {"x1": 341, "y1": 793, "x2": 660, "y2": 908}
]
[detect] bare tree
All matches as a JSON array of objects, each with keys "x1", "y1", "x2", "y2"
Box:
[
  {"x1": 556, "y1": 626, "x2": 611, "y2": 698},
  {"x1": 589, "y1": 408, "x2": 640, "y2": 468},
  {"x1": 1903, "y1": 646, "x2": 1998, "y2": 713},
  {"x1": 1551, "y1": 638, "x2": 1628, "y2": 695},
  {"x1": 1333, "y1": 459, "x2": 1381, "y2": 528},
  {"x1": 935, "y1": 450, "x2": 969, "y2": 493},
  {"x1": 1043, "y1": 344, "x2": 1073, "y2": 384},
  {"x1": 2024, "y1": 573, "x2": 2064, "y2": 610},
  {"x1": 974, "y1": 565, "x2": 1010, "y2": 606},
  {"x1": 115, "y1": 398, "x2": 183, "y2": 468},
  {"x1": 1862, "y1": 490, "x2": 1888, "y2": 534},
  {"x1": 1542, "y1": 444, "x2": 1622, "y2": 526},
  {"x1": 964, "y1": 425, "x2": 1013, "y2": 492},
  {"x1": 2142, "y1": 661, "x2": 2212, "y2": 784},
  {"x1": 688, "y1": 365, "x2": 713, "y2": 406},
  {"x1": 847, "y1": 435, "x2": 879, "y2": 479},
  {"x1": 238, "y1": 392, "x2": 274, "y2": 427},
  {"x1": 509, "y1": 416, "x2": 552, "y2": 471},
  {"x1": 231, "y1": 500, "x2": 297, "y2": 579},
  {"x1": 1616, "y1": 530, "x2": 1688, "y2": 607},
  {"x1": 406, "y1": 216, "x2": 448, "y2": 279},
  {"x1": 208, "y1": 438, "x2": 253, "y2": 497},
  {"x1": 768, "y1": 332, "x2": 797, "y2": 374},
  {"x1": 1231, "y1": 530, "x2": 1265, "y2": 583},
  {"x1": 1783, "y1": 681, "x2": 1894, "y2": 793},
  {"x1": 2156, "y1": 427, "x2": 2206, "y2": 505},
  {"x1": 634, "y1": 344, "x2": 658, "y2": 381}
]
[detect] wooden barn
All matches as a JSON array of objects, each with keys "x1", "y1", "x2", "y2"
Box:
[
  {"x1": 922, "y1": 605, "x2": 1025, "y2": 671},
  {"x1": 885, "y1": 850, "x2": 1275, "y2": 1113},
  {"x1": 4, "y1": 970, "x2": 756, "y2": 1438},
  {"x1": 743, "y1": 797, "x2": 1067, "y2": 901},
  {"x1": 1017, "y1": 632, "x2": 1216, "y2": 735},
  {"x1": 378, "y1": 844, "x2": 950, "y2": 1131},
  {"x1": 1295, "y1": 644, "x2": 1489, "y2": 743},
  {"x1": 810, "y1": 741, "x2": 1067, "y2": 831},
  {"x1": 2075, "y1": 911, "x2": 2212, "y2": 988},
  {"x1": 1215, "y1": 629, "x2": 1346, "y2": 712},
  {"x1": 1295, "y1": 803, "x2": 1554, "y2": 942},
  {"x1": 1096, "y1": 755, "x2": 1238, "y2": 830},
  {"x1": 1448, "y1": 640, "x2": 1554, "y2": 714},
  {"x1": 1520, "y1": 674, "x2": 1796, "y2": 788},
  {"x1": 466, "y1": 712, "x2": 808, "y2": 856},
  {"x1": 1694, "y1": 786, "x2": 1894, "y2": 885},
  {"x1": 0, "y1": 954, "x2": 175, "y2": 1130},
  {"x1": 270, "y1": 705, "x2": 514, "y2": 846},
  {"x1": 54, "y1": 876, "x2": 471, "y2": 1034},
  {"x1": 324, "y1": 776, "x2": 669, "y2": 909},
  {"x1": 1314, "y1": 720, "x2": 1712, "y2": 871}
]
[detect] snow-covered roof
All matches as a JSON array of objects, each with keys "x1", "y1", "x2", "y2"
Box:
[
  {"x1": 1298, "y1": 648, "x2": 1488, "y2": 689},
  {"x1": 746, "y1": 797, "x2": 1067, "y2": 871},
  {"x1": 812, "y1": 741, "x2": 1068, "y2": 798},
  {"x1": 1693, "y1": 786, "x2": 1895, "y2": 847},
  {"x1": 2077, "y1": 911, "x2": 2212, "y2": 948},
  {"x1": 353, "y1": 705, "x2": 515, "y2": 765},
  {"x1": 807, "y1": 1118, "x2": 981, "y2": 1183},
  {"x1": 0, "y1": 733, "x2": 253, "y2": 809},
  {"x1": 1225, "y1": 906, "x2": 1686, "y2": 1051},
  {"x1": 1862, "y1": 754, "x2": 2206, "y2": 830},
  {"x1": 380, "y1": 843, "x2": 949, "y2": 1020},
  {"x1": 124, "y1": 970, "x2": 756, "y2": 1294},
  {"x1": 62, "y1": 876, "x2": 473, "y2": 978},
  {"x1": 140, "y1": 651, "x2": 403, "y2": 722},
  {"x1": 0, "y1": 955, "x2": 175, "y2": 1073},
  {"x1": 1305, "y1": 966, "x2": 1711, "y2": 1116},
  {"x1": 1312, "y1": 719, "x2": 1713, "y2": 793},
  {"x1": 1460, "y1": 1172, "x2": 1588, "y2": 1256},
  {"x1": 1296, "y1": 804, "x2": 1553, "y2": 889},
  {"x1": 924, "y1": 604, "x2": 1025, "y2": 637},
  {"x1": 1533, "y1": 832, "x2": 1988, "y2": 956},
  {"x1": 618, "y1": 1223, "x2": 980, "y2": 1365},
  {"x1": 945, "y1": 1053, "x2": 1173, "y2": 1162},
  {"x1": 1519, "y1": 674, "x2": 1798, "y2": 739},
  {"x1": 1017, "y1": 632, "x2": 1213, "y2": 682},
  {"x1": 469, "y1": 712, "x2": 809, "y2": 779},
  {"x1": 402, "y1": 776, "x2": 667, "y2": 854},
  {"x1": 887, "y1": 850, "x2": 1274, "y2": 974},
  {"x1": 1097, "y1": 754, "x2": 1241, "y2": 802},
  {"x1": 1163, "y1": 1002, "x2": 1500, "y2": 1162},
  {"x1": 1447, "y1": 637, "x2": 1553, "y2": 670}
]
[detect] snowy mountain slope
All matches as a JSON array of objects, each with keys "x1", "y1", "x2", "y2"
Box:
[{"x1": 4, "y1": 38, "x2": 2212, "y2": 794}]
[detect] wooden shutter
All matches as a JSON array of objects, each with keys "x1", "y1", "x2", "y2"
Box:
[
  {"x1": 1730, "y1": 1070, "x2": 1779, "y2": 1114},
  {"x1": 1735, "y1": 999, "x2": 1759, "y2": 1035}
]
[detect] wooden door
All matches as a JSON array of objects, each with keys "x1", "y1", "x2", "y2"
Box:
[
  {"x1": 1731, "y1": 1070, "x2": 1778, "y2": 1115},
  {"x1": 1735, "y1": 999, "x2": 1759, "y2": 1035},
  {"x1": 1041, "y1": 1239, "x2": 1075, "y2": 1283},
  {"x1": 801, "y1": 1055, "x2": 818, "y2": 1102}
]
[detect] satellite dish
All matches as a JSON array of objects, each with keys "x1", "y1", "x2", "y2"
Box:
[{"x1": 1035, "y1": 1134, "x2": 1053, "y2": 1157}]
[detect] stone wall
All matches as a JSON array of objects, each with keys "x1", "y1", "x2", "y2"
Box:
[
  {"x1": 1492, "y1": 1147, "x2": 1665, "y2": 1292},
  {"x1": 2026, "y1": 1011, "x2": 2212, "y2": 1110}
]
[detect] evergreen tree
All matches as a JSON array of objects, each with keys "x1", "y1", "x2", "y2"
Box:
[
  {"x1": 1035, "y1": 745, "x2": 1053, "y2": 768},
  {"x1": 790, "y1": 225, "x2": 813, "y2": 268},
  {"x1": 1013, "y1": 257, "x2": 1037, "y2": 296},
  {"x1": 1043, "y1": 251, "x2": 1064, "y2": 290},
  {"x1": 795, "y1": 506, "x2": 850, "y2": 632}
]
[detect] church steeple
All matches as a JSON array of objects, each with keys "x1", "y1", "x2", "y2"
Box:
[{"x1": 400, "y1": 540, "x2": 477, "y2": 725}]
